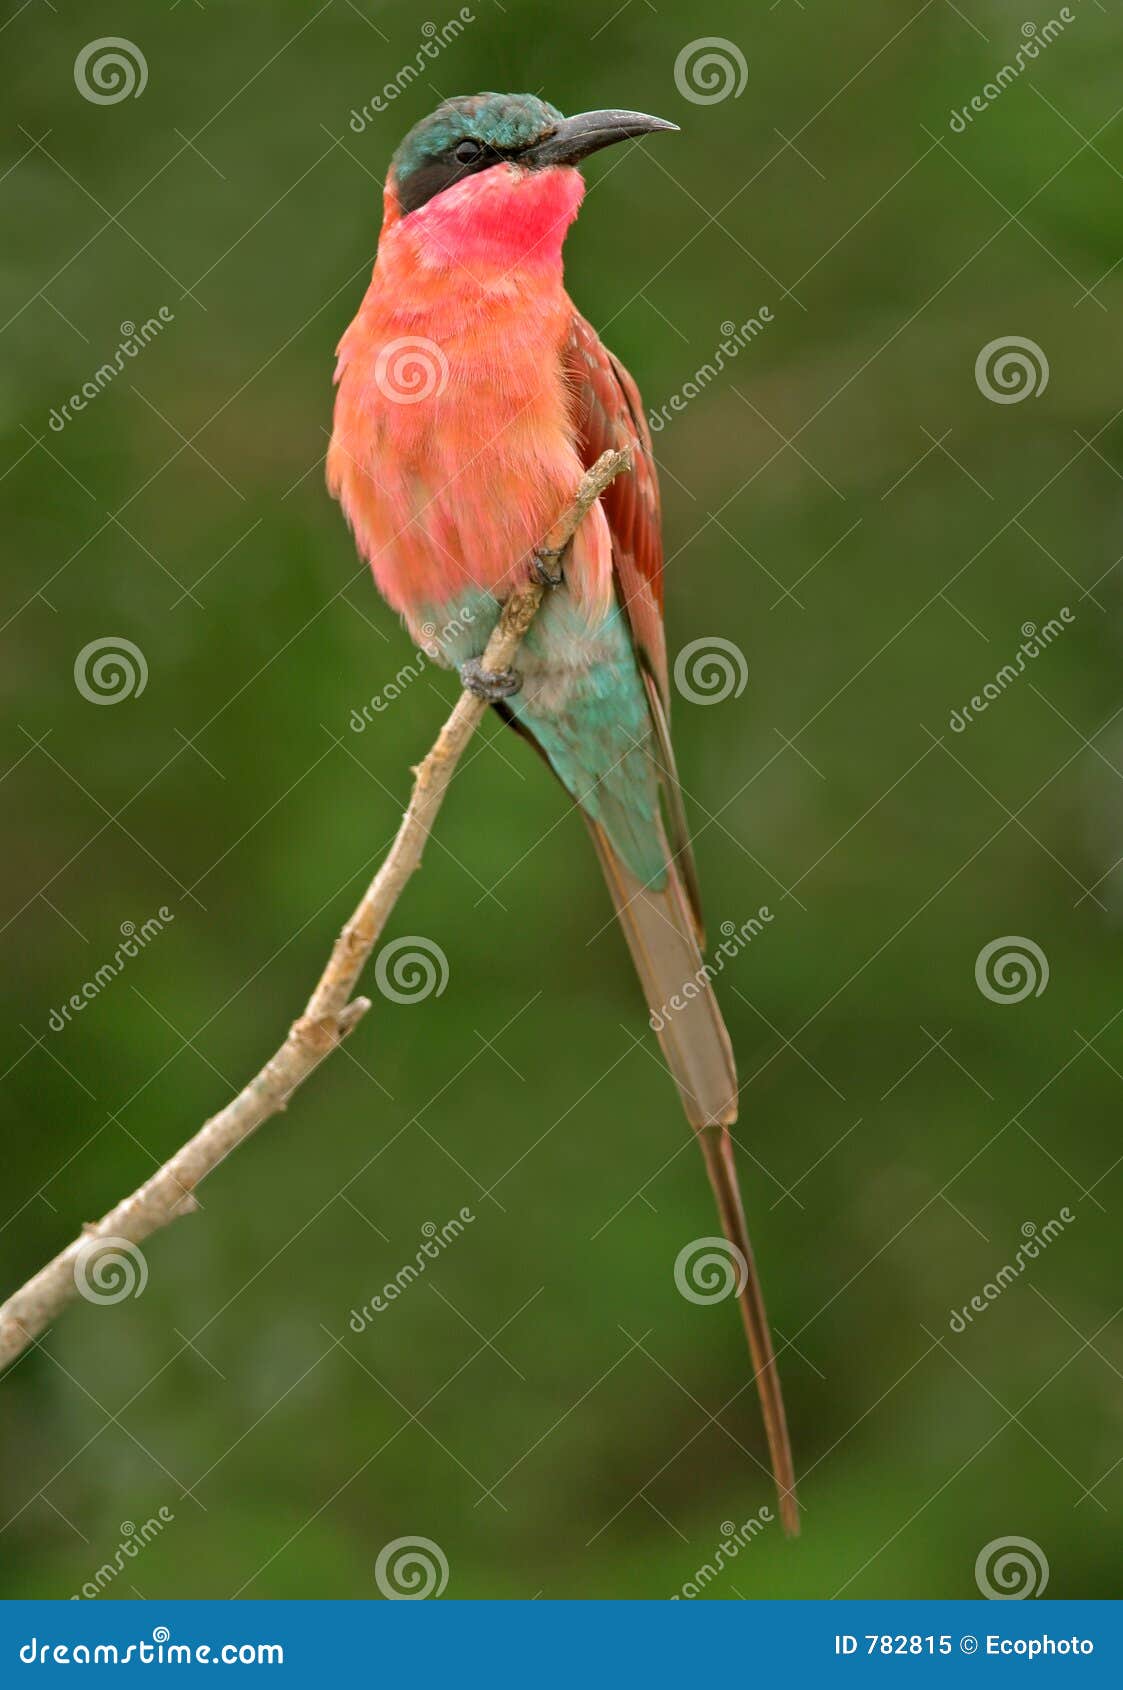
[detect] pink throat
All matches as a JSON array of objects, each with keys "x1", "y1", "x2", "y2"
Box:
[{"x1": 385, "y1": 162, "x2": 585, "y2": 279}]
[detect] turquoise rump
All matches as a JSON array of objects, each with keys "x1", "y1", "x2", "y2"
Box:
[{"x1": 427, "y1": 587, "x2": 666, "y2": 892}]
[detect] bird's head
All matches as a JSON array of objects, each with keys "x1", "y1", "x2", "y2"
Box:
[{"x1": 381, "y1": 92, "x2": 677, "y2": 271}]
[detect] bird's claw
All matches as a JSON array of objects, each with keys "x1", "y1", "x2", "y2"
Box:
[
  {"x1": 532, "y1": 543, "x2": 567, "y2": 587},
  {"x1": 460, "y1": 658, "x2": 522, "y2": 702}
]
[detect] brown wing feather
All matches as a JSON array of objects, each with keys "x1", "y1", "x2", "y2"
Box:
[
  {"x1": 564, "y1": 313, "x2": 667, "y2": 696},
  {"x1": 563, "y1": 313, "x2": 703, "y2": 940}
]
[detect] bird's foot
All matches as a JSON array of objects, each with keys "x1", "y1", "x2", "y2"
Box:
[
  {"x1": 460, "y1": 658, "x2": 522, "y2": 702},
  {"x1": 531, "y1": 542, "x2": 567, "y2": 587}
]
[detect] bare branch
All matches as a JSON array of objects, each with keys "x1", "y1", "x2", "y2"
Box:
[{"x1": 0, "y1": 448, "x2": 631, "y2": 1370}]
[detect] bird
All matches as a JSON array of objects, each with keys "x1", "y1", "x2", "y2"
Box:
[{"x1": 327, "y1": 92, "x2": 799, "y2": 1535}]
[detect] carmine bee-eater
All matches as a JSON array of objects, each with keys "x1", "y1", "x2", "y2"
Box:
[{"x1": 328, "y1": 93, "x2": 798, "y2": 1534}]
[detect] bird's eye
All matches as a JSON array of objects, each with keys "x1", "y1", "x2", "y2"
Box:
[{"x1": 454, "y1": 138, "x2": 483, "y2": 164}]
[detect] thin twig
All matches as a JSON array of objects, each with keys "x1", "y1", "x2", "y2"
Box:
[{"x1": 0, "y1": 448, "x2": 631, "y2": 1370}]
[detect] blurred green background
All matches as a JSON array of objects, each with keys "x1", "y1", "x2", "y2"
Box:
[{"x1": 2, "y1": 0, "x2": 1120, "y2": 1601}]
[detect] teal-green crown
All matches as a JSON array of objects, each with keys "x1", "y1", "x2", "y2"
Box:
[
  {"x1": 392, "y1": 93, "x2": 563, "y2": 181},
  {"x1": 391, "y1": 93, "x2": 563, "y2": 213}
]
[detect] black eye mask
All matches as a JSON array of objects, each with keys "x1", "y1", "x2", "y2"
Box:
[{"x1": 395, "y1": 139, "x2": 514, "y2": 216}]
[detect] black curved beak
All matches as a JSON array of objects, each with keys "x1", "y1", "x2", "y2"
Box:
[{"x1": 523, "y1": 108, "x2": 678, "y2": 169}]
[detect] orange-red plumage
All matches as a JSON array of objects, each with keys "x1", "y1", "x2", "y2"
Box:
[{"x1": 328, "y1": 166, "x2": 616, "y2": 633}]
